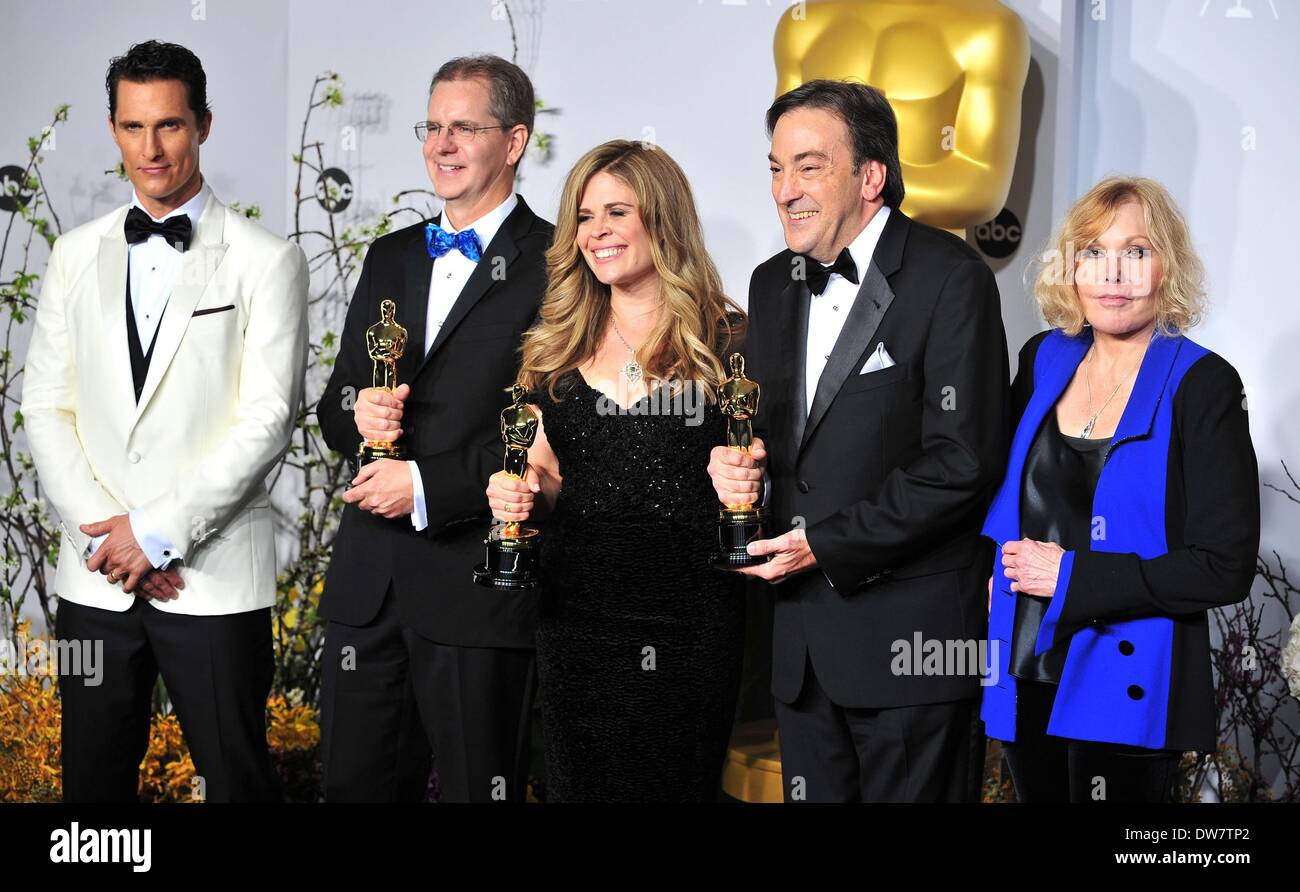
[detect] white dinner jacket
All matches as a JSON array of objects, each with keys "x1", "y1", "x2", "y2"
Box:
[{"x1": 21, "y1": 189, "x2": 308, "y2": 615}]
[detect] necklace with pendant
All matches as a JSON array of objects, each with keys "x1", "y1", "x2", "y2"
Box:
[
  {"x1": 1080, "y1": 347, "x2": 1134, "y2": 438},
  {"x1": 610, "y1": 317, "x2": 643, "y2": 384}
]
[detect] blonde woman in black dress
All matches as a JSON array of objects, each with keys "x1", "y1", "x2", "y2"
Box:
[{"x1": 486, "y1": 140, "x2": 747, "y2": 801}]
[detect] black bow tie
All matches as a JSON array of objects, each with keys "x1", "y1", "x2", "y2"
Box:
[
  {"x1": 124, "y1": 205, "x2": 193, "y2": 250},
  {"x1": 802, "y1": 247, "x2": 859, "y2": 296}
]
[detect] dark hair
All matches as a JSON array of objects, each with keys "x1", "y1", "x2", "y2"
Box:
[
  {"x1": 765, "y1": 79, "x2": 905, "y2": 209},
  {"x1": 106, "y1": 40, "x2": 210, "y2": 122},
  {"x1": 429, "y1": 54, "x2": 535, "y2": 168}
]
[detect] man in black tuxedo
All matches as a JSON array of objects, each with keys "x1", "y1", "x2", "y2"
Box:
[
  {"x1": 708, "y1": 80, "x2": 1009, "y2": 802},
  {"x1": 317, "y1": 55, "x2": 553, "y2": 802}
]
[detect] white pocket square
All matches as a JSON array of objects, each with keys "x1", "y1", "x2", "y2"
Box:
[{"x1": 859, "y1": 342, "x2": 897, "y2": 374}]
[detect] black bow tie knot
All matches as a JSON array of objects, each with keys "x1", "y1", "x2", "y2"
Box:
[
  {"x1": 124, "y1": 206, "x2": 193, "y2": 251},
  {"x1": 801, "y1": 247, "x2": 859, "y2": 296}
]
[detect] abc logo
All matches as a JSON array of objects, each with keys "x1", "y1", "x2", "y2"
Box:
[
  {"x1": 0, "y1": 165, "x2": 35, "y2": 213},
  {"x1": 973, "y1": 208, "x2": 1022, "y2": 259},
  {"x1": 315, "y1": 167, "x2": 353, "y2": 214}
]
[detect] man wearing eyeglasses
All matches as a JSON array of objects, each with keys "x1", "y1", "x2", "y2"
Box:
[{"x1": 316, "y1": 55, "x2": 553, "y2": 802}]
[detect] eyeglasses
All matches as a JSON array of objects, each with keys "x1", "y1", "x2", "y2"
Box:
[{"x1": 413, "y1": 121, "x2": 509, "y2": 143}]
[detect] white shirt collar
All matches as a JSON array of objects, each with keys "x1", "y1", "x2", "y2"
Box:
[
  {"x1": 131, "y1": 177, "x2": 210, "y2": 229},
  {"x1": 440, "y1": 192, "x2": 518, "y2": 249},
  {"x1": 838, "y1": 204, "x2": 891, "y2": 284}
]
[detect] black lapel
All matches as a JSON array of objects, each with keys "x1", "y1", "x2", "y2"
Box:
[
  {"x1": 395, "y1": 214, "x2": 434, "y2": 383},
  {"x1": 784, "y1": 277, "x2": 811, "y2": 460},
  {"x1": 124, "y1": 266, "x2": 148, "y2": 402},
  {"x1": 415, "y1": 195, "x2": 535, "y2": 378},
  {"x1": 798, "y1": 208, "x2": 909, "y2": 456}
]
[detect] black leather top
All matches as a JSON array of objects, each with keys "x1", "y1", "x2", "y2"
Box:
[{"x1": 1011, "y1": 409, "x2": 1111, "y2": 684}]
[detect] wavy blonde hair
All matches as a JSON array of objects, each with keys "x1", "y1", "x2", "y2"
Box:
[
  {"x1": 517, "y1": 140, "x2": 744, "y2": 402},
  {"x1": 1031, "y1": 176, "x2": 1206, "y2": 336}
]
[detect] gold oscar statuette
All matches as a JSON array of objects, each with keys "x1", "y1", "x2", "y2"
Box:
[
  {"x1": 352, "y1": 299, "x2": 408, "y2": 477},
  {"x1": 714, "y1": 353, "x2": 772, "y2": 569},
  {"x1": 473, "y1": 384, "x2": 542, "y2": 590}
]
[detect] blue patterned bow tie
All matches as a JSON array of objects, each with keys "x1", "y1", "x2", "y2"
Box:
[{"x1": 425, "y1": 222, "x2": 483, "y2": 262}]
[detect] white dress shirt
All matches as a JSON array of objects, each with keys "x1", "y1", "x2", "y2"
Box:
[
  {"x1": 762, "y1": 206, "x2": 891, "y2": 591},
  {"x1": 408, "y1": 192, "x2": 519, "y2": 531},
  {"x1": 87, "y1": 182, "x2": 211, "y2": 570},
  {"x1": 804, "y1": 205, "x2": 890, "y2": 412}
]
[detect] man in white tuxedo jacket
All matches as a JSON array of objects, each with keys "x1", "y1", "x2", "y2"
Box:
[{"x1": 20, "y1": 41, "x2": 307, "y2": 802}]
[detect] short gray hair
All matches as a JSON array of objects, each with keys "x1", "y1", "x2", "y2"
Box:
[{"x1": 429, "y1": 55, "x2": 535, "y2": 169}]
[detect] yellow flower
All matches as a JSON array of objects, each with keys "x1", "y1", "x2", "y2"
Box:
[
  {"x1": 1, "y1": 676, "x2": 321, "y2": 802},
  {"x1": 0, "y1": 674, "x2": 62, "y2": 802}
]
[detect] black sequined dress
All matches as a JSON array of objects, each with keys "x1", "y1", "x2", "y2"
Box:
[{"x1": 531, "y1": 371, "x2": 745, "y2": 802}]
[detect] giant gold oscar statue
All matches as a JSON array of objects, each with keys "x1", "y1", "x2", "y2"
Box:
[
  {"x1": 722, "y1": 0, "x2": 1029, "y2": 804},
  {"x1": 774, "y1": 0, "x2": 1029, "y2": 236}
]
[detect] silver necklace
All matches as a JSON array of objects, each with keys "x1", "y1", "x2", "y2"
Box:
[
  {"x1": 1080, "y1": 347, "x2": 1134, "y2": 438},
  {"x1": 610, "y1": 317, "x2": 643, "y2": 384}
]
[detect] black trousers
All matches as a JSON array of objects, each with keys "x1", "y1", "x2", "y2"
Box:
[
  {"x1": 1003, "y1": 678, "x2": 1181, "y2": 802},
  {"x1": 774, "y1": 652, "x2": 983, "y2": 802},
  {"x1": 319, "y1": 584, "x2": 537, "y2": 802},
  {"x1": 56, "y1": 598, "x2": 281, "y2": 803}
]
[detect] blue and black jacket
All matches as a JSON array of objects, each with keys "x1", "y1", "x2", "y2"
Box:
[{"x1": 981, "y1": 327, "x2": 1259, "y2": 752}]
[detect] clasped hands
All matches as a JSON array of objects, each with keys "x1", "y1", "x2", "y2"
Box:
[
  {"x1": 80, "y1": 515, "x2": 183, "y2": 601},
  {"x1": 706, "y1": 437, "x2": 817, "y2": 584},
  {"x1": 342, "y1": 383, "x2": 416, "y2": 519}
]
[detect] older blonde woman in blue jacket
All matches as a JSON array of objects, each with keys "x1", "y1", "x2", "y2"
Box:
[{"x1": 982, "y1": 176, "x2": 1259, "y2": 802}]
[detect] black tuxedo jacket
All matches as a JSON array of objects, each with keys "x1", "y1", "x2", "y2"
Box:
[
  {"x1": 317, "y1": 196, "x2": 553, "y2": 648},
  {"x1": 746, "y1": 208, "x2": 1010, "y2": 707}
]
